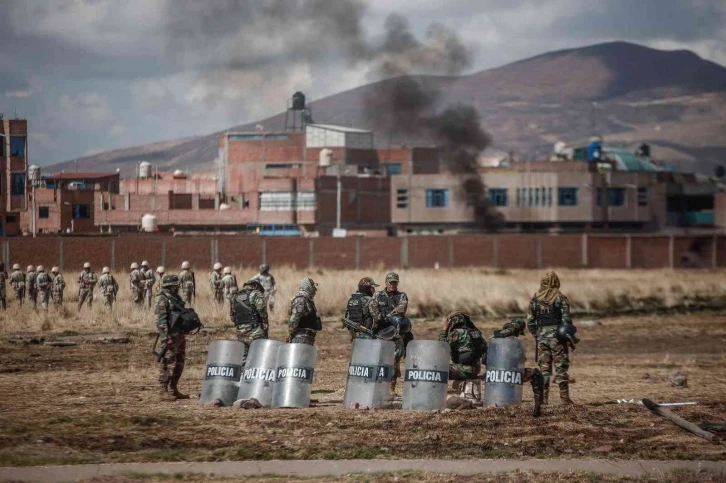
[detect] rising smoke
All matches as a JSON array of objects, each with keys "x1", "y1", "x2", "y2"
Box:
[{"x1": 166, "y1": 0, "x2": 498, "y2": 227}]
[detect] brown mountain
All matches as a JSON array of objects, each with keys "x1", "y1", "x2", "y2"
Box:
[{"x1": 49, "y1": 41, "x2": 726, "y2": 176}]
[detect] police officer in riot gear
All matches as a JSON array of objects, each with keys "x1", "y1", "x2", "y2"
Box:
[{"x1": 344, "y1": 277, "x2": 379, "y2": 340}]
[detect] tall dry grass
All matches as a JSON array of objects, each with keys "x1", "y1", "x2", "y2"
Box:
[{"x1": 1, "y1": 267, "x2": 725, "y2": 334}]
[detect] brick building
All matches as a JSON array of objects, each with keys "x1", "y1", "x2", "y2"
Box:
[{"x1": 1, "y1": 118, "x2": 28, "y2": 236}]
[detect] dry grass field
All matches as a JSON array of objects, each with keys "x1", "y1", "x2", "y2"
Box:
[{"x1": 0, "y1": 268, "x2": 725, "y2": 472}]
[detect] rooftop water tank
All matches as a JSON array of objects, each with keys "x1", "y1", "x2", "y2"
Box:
[
  {"x1": 319, "y1": 148, "x2": 333, "y2": 167},
  {"x1": 28, "y1": 164, "x2": 41, "y2": 182},
  {"x1": 139, "y1": 161, "x2": 152, "y2": 179},
  {"x1": 219, "y1": 203, "x2": 230, "y2": 211},
  {"x1": 141, "y1": 213, "x2": 157, "y2": 232},
  {"x1": 292, "y1": 91, "x2": 306, "y2": 110},
  {"x1": 173, "y1": 169, "x2": 186, "y2": 179}
]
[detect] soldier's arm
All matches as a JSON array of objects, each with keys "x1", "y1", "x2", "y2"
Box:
[
  {"x1": 254, "y1": 293, "x2": 269, "y2": 326},
  {"x1": 394, "y1": 292, "x2": 409, "y2": 316},
  {"x1": 525, "y1": 300, "x2": 537, "y2": 336},
  {"x1": 154, "y1": 297, "x2": 170, "y2": 337},
  {"x1": 437, "y1": 330, "x2": 448, "y2": 342},
  {"x1": 558, "y1": 295, "x2": 573, "y2": 325},
  {"x1": 369, "y1": 295, "x2": 383, "y2": 326},
  {"x1": 288, "y1": 298, "x2": 305, "y2": 336},
  {"x1": 270, "y1": 275, "x2": 277, "y2": 292}
]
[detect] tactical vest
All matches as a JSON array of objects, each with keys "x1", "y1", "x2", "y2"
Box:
[
  {"x1": 232, "y1": 289, "x2": 262, "y2": 327},
  {"x1": 451, "y1": 322, "x2": 485, "y2": 365},
  {"x1": 294, "y1": 296, "x2": 319, "y2": 330},
  {"x1": 531, "y1": 299, "x2": 562, "y2": 327},
  {"x1": 346, "y1": 292, "x2": 367, "y2": 327}
]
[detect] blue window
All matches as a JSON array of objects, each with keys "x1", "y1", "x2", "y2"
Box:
[
  {"x1": 72, "y1": 204, "x2": 91, "y2": 219},
  {"x1": 558, "y1": 187, "x2": 578, "y2": 206},
  {"x1": 265, "y1": 134, "x2": 288, "y2": 140},
  {"x1": 11, "y1": 173, "x2": 25, "y2": 195},
  {"x1": 228, "y1": 134, "x2": 264, "y2": 141},
  {"x1": 488, "y1": 188, "x2": 507, "y2": 207},
  {"x1": 637, "y1": 187, "x2": 648, "y2": 206},
  {"x1": 10, "y1": 136, "x2": 26, "y2": 157},
  {"x1": 386, "y1": 163, "x2": 402, "y2": 176},
  {"x1": 426, "y1": 189, "x2": 449, "y2": 208},
  {"x1": 607, "y1": 188, "x2": 625, "y2": 206}
]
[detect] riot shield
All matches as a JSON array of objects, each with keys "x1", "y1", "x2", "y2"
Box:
[
  {"x1": 483, "y1": 337, "x2": 525, "y2": 407},
  {"x1": 199, "y1": 340, "x2": 246, "y2": 406},
  {"x1": 237, "y1": 339, "x2": 283, "y2": 407},
  {"x1": 343, "y1": 338, "x2": 396, "y2": 408},
  {"x1": 271, "y1": 343, "x2": 317, "y2": 408},
  {"x1": 402, "y1": 340, "x2": 450, "y2": 411}
]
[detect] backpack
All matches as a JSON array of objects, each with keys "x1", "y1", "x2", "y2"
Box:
[{"x1": 168, "y1": 297, "x2": 203, "y2": 335}]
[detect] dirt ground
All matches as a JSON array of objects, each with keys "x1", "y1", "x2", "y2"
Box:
[{"x1": 1, "y1": 312, "x2": 725, "y2": 467}]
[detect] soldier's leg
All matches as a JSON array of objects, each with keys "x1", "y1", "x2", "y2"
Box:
[
  {"x1": 29, "y1": 293, "x2": 37, "y2": 310},
  {"x1": 553, "y1": 342, "x2": 572, "y2": 404},
  {"x1": 290, "y1": 329, "x2": 316, "y2": 346},
  {"x1": 87, "y1": 291, "x2": 93, "y2": 308},
  {"x1": 389, "y1": 337, "x2": 404, "y2": 396},
  {"x1": 0, "y1": 293, "x2": 6, "y2": 310},
  {"x1": 524, "y1": 368, "x2": 544, "y2": 417},
  {"x1": 77, "y1": 290, "x2": 86, "y2": 310},
  {"x1": 537, "y1": 338, "x2": 554, "y2": 404},
  {"x1": 104, "y1": 294, "x2": 113, "y2": 311},
  {"x1": 268, "y1": 294, "x2": 275, "y2": 313},
  {"x1": 169, "y1": 334, "x2": 188, "y2": 399},
  {"x1": 40, "y1": 292, "x2": 49, "y2": 311}
]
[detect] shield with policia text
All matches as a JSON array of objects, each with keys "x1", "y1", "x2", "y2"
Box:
[
  {"x1": 199, "y1": 340, "x2": 246, "y2": 406},
  {"x1": 483, "y1": 337, "x2": 525, "y2": 407},
  {"x1": 271, "y1": 343, "x2": 317, "y2": 408},
  {"x1": 237, "y1": 339, "x2": 283, "y2": 407},
  {"x1": 402, "y1": 340, "x2": 450, "y2": 411},
  {"x1": 343, "y1": 338, "x2": 396, "y2": 408}
]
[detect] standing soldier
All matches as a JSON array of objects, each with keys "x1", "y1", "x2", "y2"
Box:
[
  {"x1": 343, "y1": 277, "x2": 379, "y2": 340},
  {"x1": 26, "y1": 265, "x2": 38, "y2": 310},
  {"x1": 156, "y1": 266, "x2": 165, "y2": 294},
  {"x1": 129, "y1": 262, "x2": 143, "y2": 305},
  {"x1": 231, "y1": 279, "x2": 268, "y2": 364},
  {"x1": 221, "y1": 266, "x2": 237, "y2": 301},
  {"x1": 141, "y1": 260, "x2": 155, "y2": 307},
  {"x1": 287, "y1": 277, "x2": 321, "y2": 346},
  {"x1": 369, "y1": 272, "x2": 411, "y2": 395},
  {"x1": 50, "y1": 267, "x2": 65, "y2": 306},
  {"x1": 0, "y1": 262, "x2": 7, "y2": 310},
  {"x1": 253, "y1": 264, "x2": 277, "y2": 313},
  {"x1": 209, "y1": 262, "x2": 224, "y2": 305},
  {"x1": 525, "y1": 271, "x2": 577, "y2": 405},
  {"x1": 97, "y1": 267, "x2": 119, "y2": 311},
  {"x1": 35, "y1": 266, "x2": 51, "y2": 311},
  {"x1": 155, "y1": 275, "x2": 189, "y2": 400},
  {"x1": 179, "y1": 261, "x2": 195, "y2": 308},
  {"x1": 9, "y1": 264, "x2": 25, "y2": 306},
  {"x1": 77, "y1": 262, "x2": 97, "y2": 310}
]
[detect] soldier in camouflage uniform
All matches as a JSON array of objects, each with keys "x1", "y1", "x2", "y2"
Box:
[
  {"x1": 231, "y1": 279, "x2": 268, "y2": 364},
  {"x1": 97, "y1": 267, "x2": 119, "y2": 311},
  {"x1": 155, "y1": 274, "x2": 189, "y2": 400},
  {"x1": 35, "y1": 266, "x2": 51, "y2": 311},
  {"x1": 155, "y1": 266, "x2": 165, "y2": 294},
  {"x1": 369, "y1": 272, "x2": 410, "y2": 395},
  {"x1": 287, "y1": 278, "x2": 321, "y2": 346},
  {"x1": 526, "y1": 271, "x2": 576, "y2": 405},
  {"x1": 178, "y1": 261, "x2": 195, "y2": 308},
  {"x1": 50, "y1": 267, "x2": 65, "y2": 306},
  {"x1": 77, "y1": 262, "x2": 97, "y2": 310},
  {"x1": 9, "y1": 264, "x2": 25, "y2": 306},
  {"x1": 0, "y1": 262, "x2": 7, "y2": 310},
  {"x1": 252, "y1": 264, "x2": 277, "y2": 313},
  {"x1": 26, "y1": 265, "x2": 38, "y2": 310},
  {"x1": 141, "y1": 261, "x2": 155, "y2": 307},
  {"x1": 343, "y1": 277, "x2": 379, "y2": 340},
  {"x1": 493, "y1": 318, "x2": 545, "y2": 417},
  {"x1": 439, "y1": 311, "x2": 486, "y2": 380},
  {"x1": 209, "y1": 262, "x2": 224, "y2": 305},
  {"x1": 129, "y1": 262, "x2": 143, "y2": 305},
  {"x1": 221, "y1": 267, "x2": 237, "y2": 302}
]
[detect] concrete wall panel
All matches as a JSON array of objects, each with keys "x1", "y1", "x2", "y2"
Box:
[
  {"x1": 408, "y1": 237, "x2": 449, "y2": 268},
  {"x1": 165, "y1": 238, "x2": 212, "y2": 271},
  {"x1": 63, "y1": 238, "x2": 111, "y2": 271},
  {"x1": 673, "y1": 236, "x2": 714, "y2": 269}
]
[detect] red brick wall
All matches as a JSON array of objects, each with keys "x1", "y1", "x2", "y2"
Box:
[
  {"x1": 541, "y1": 235, "x2": 582, "y2": 268},
  {"x1": 63, "y1": 238, "x2": 111, "y2": 270},
  {"x1": 314, "y1": 238, "x2": 356, "y2": 269},
  {"x1": 673, "y1": 236, "x2": 714, "y2": 269},
  {"x1": 498, "y1": 235, "x2": 538, "y2": 268},
  {"x1": 115, "y1": 237, "x2": 163, "y2": 271},
  {"x1": 717, "y1": 237, "x2": 726, "y2": 268},
  {"x1": 587, "y1": 236, "x2": 627, "y2": 268},
  {"x1": 408, "y1": 237, "x2": 449, "y2": 268},
  {"x1": 8, "y1": 238, "x2": 60, "y2": 270},
  {"x1": 631, "y1": 236, "x2": 670, "y2": 269},
  {"x1": 266, "y1": 238, "x2": 309, "y2": 268},
  {"x1": 452, "y1": 237, "x2": 495, "y2": 267},
  {"x1": 165, "y1": 238, "x2": 211, "y2": 270},
  {"x1": 359, "y1": 237, "x2": 401, "y2": 269},
  {"x1": 218, "y1": 238, "x2": 263, "y2": 269}
]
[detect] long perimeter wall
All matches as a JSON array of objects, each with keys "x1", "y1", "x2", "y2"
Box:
[{"x1": 4, "y1": 235, "x2": 726, "y2": 272}]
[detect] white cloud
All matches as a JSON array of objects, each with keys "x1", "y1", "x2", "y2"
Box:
[
  {"x1": 58, "y1": 92, "x2": 113, "y2": 124},
  {"x1": 6, "y1": 90, "x2": 34, "y2": 98},
  {"x1": 108, "y1": 123, "x2": 127, "y2": 138}
]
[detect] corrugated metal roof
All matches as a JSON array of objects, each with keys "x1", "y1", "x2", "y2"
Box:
[
  {"x1": 46, "y1": 172, "x2": 119, "y2": 180},
  {"x1": 307, "y1": 124, "x2": 372, "y2": 134},
  {"x1": 605, "y1": 148, "x2": 659, "y2": 172}
]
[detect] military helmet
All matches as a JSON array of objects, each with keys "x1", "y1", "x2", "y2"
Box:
[
  {"x1": 156, "y1": 266, "x2": 165, "y2": 275},
  {"x1": 556, "y1": 324, "x2": 578, "y2": 346},
  {"x1": 260, "y1": 264, "x2": 269, "y2": 273},
  {"x1": 141, "y1": 260, "x2": 149, "y2": 267},
  {"x1": 12, "y1": 263, "x2": 20, "y2": 270},
  {"x1": 27, "y1": 265, "x2": 34, "y2": 272},
  {"x1": 83, "y1": 262, "x2": 91, "y2": 269},
  {"x1": 243, "y1": 279, "x2": 264, "y2": 292},
  {"x1": 51, "y1": 266, "x2": 59, "y2": 274},
  {"x1": 223, "y1": 266, "x2": 232, "y2": 275},
  {"x1": 358, "y1": 277, "x2": 379, "y2": 287},
  {"x1": 446, "y1": 310, "x2": 470, "y2": 328},
  {"x1": 385, "y1": 272, "x2": 400, "y2": 283},
  {"x1": 160, "y1": 274, "x2": 180, "y2": 288},
  {"x1": 213, "y1": 262, "x2": 223, "y2": 271},
  {"x1": 102, "y1": 266, "x2": 110, "y2": 274},
  {"x1": 37, "y1": 265, "x2": 45, "y2": 272},
  {"x1": 508, "y1": 318, "x2": 526, "y2": 336},
  {"x1": 130, "y1": 262, "x2": 139, "y2": 270},
  {"x1": 181, "y1": 261, "x2": 190, "y2": 270}
]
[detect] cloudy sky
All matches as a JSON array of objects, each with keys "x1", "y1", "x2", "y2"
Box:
[{"x1": 1, "y1": 0, "x2": 724, "y2": 166}]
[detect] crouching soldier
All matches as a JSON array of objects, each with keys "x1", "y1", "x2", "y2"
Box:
[
  {"x1": 439, "y1": 311, "x2": 486, "y2": 401},
  {"x1": 287, "y1": 278, "x2": 321, "y2": 346},
  {"x1": 98, "y1": 267, "x2": 119, "y2": 311},
  {"x1": 493, "y1": 318, "x2": 545, "y2": 417},
  {"x1": 231, "y1": 279, "x2": 268, "y2": 364}
]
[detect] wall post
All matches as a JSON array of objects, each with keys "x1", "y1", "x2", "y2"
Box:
[
  {"x1": 582, "y1": 233, "x2": 588, "y2": 267},
  {"x1": 161, "y1": 239, "x2": 166, "y2": 267},
  {"x1": 493, "y1": 236, "x2": 499, "y2": 268},
  {"x1": 536, "y1": 237, "x2": 542, "y2": 269},
  {"x1": 448, "y1": 237, "x2": 454, "y2": 268},
  {"x1": 401, "y1": 237, "x2": 409, "y2": 268},
  {"x1": 58, "y1": 238, "x2": 63, "y2": 271},
  {"x1": 308, "y1": 238, "x2": 314, "y2": 269},
  {"x1": 110, "y1": 239, "x2": 116, "y2": 270},
  {"x1": 669, "y1": 234, "x2": 675, "y2": 269},
  {"x1": 355, "y1": 237, "x2": 361, "y2": 270},
  {"x1": 625, "y1": 235, "x2": 632, "y2": 269}
]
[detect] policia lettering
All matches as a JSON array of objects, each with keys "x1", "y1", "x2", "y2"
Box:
[
  {"x1": 243, "y1": 367, "x2": 276, "y2": 383},
  {"x1": 404, "y1": 369, "x2": 449, "y2": 383},
  {"x1": 276, "y1": 366, "x2": 314, "y2": 383},
  {"x1": 204, "y1": 364, "x2": 243, "y2": 380},
  {"x1": 347, "y1": 364, "x2": 393, "y2": 382},
  {"x1": 485, "y1": 369, "x2": 524, "y2": 385}
]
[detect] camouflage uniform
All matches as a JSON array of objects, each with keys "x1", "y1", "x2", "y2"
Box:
[
  {"x1": 231, "y1": 281, "x2": 268, "y2": 364},
  {"x1": 287, "y1": 278, "x2": 320, "y2": 346},
  {"x1": 155, "y1": 276, "x2": 188, "y2": 399},
  {"x1": 35, "y1": 270, "x2": 51, "y2": 311},
  {"x1": 343, "y1": 277, "x2": 379, "y2": 340},
  {"x1": 438, "y1": 312, "x2": 486, "y2": 380},
  {"x1": 77, "y1": 269, "x2": 98, "y2": 310},
  {"x1": 252, "y1": 267, "x2": 277, "y2": 313},
  {"x1": 179, "y1": 269, "x2": 195, "y2": 308},
  {"x1": 525, "y1": 271, "x2": 574, "y2": 405},
  {"x1": 51, "y1": 272, "x2": 66, "y2": 305},
  {"x1": 209, "y1": 270, "x2": 224, "y2": 305},
  {"x1": 221, "y1": 274, "x2": 238, "y2": 301},
  {"x1": 369, "y1": 276, "x2": 409, "y2": 390},
  {"x1": 97, "y1": 272, "x2": 119, "y2": 310},
  {"x1": 9, "y1": 269, "x2": 25, "y2": 305},
  {"x1": 0, "y1": 268, "x2": 7, "y2": 310},
  {"x1": 129, "y1": 268, "x2": 143, "y2": 305},
  {"x1": 26, "y1": 268, "x2": 37, "y2": 309},
  {"x1": 142, "y1": 268, "x2": 156, "y2": 307}
]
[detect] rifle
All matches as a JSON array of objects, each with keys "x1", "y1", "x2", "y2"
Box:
[
  {"x1": 342, "y1": 318, "x2": 396, "y2": 340},
  {"x1": 191, "y1": 271, "x2": 196, "y2": 303},
  {"x1": 151, "y1": 333, "x2": 168, "y2": 362}
]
